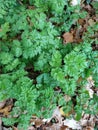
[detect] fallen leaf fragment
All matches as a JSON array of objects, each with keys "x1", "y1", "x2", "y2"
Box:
[
  {"x1": 60, "y1": 125, "x2": 69, "y2": 130},
  {"x1": 80, "y1": 119, "x2": 88, "y2": 126},
  {"x1": 88, "y1": 19, "x2": 95, "y2": 26},
  {"x1": 43, "y1": 118, "x2": 51, "y2": 123},
  {"x1": 80, "y1": 114, "x2": 97, "y2": 130},
  {"x1": 0, "y1": 100, "x2": 6, "y2": 109},
  {"x1": 83, "y1": 126, "x2": 94, "y2": 130},
  {"x1": 86, "y1": 76, "x2": 95, "y2": 98},
  {"x1": 35, "y1": 119, "x2": 43, "y2": 128},
  {"x1": 46, "y1": 124, "x2": 61, "y2": 130},
  {"x1": 70, "y1": 0, "x2": 81, "y2": 6},
  {"x1": 52, "y1": 107, "x2": 63, "y2": 125},
  {"x1": 64, "y1": 119, "x2": 81, "y2": 129},
  {"x1": 0, "y1": 105, "x2": 12, "y2": 116},
  {"x1": 64, "y1": 95, "x2": 71, "y2": 102},
  {"x1": 12, "y1": 126, "x2": 18, "y2": 130},
  {"x1": 28, "y1": 126, "x2": 35, "y2": 130},
  {"x1": 87, "y1": 76, "x2": 94, "y2": 86},
  {"x1": 30, "y1": 116, "x2": 44, "y2": 128},
  {"x1": 63, "y1": 32, "x2": 73, "y2": 43},
  {"x1": 78, "y1": 19, "x2": 85, "y2": 26},
  {"x1": 28, "y1": 6, "x2": 35, "y2": 10},
  {"x1": 75, "y1": 26, "x2": 83, "y2": 40}
]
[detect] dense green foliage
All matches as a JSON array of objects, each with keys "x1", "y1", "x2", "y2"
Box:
[{"x1": 0, "y1": 0, "x2": 98, "y2": 129}]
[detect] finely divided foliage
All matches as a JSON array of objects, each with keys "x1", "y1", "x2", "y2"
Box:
[{"x1": 0, "y1": 0, "x2": 98, "y2": 129}]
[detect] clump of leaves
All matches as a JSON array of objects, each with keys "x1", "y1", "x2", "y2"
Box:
[{"x1": 0, "y1": 0, "x2": 98, "y2": 129}]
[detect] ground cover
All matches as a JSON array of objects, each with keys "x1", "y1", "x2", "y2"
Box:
[{"x1": 0, "y1": 0, "x2": 98, "y2": 129}]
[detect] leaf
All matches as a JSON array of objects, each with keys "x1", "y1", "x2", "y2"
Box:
[
  {"x1": 80, "y1": 114, "x2": 96, "y2": 129},
  {"x1": 63, "y1": 32, "x2": 73, "y2": 43},
  {"x1": 59, "y1": 107, "x2": 73, "y2": 117},
  {"x1": 86, "y1": 76, "x2": 95, "y2": 98},
  {"x1": 64, "y1": 119, "x2": 81, "y2": 129},
  {"x1": 0, "y1": 105, "x2": 12, "y2": 116},
  {"x1": 51, "y1": 68, "x2": 65, "y2": 82},
  {"x1": 50, "y1": 51, "x2": 62, "y2": 68},
  {"x1": 12, "y1": 126, "x2": 18, "y2": 130},
  {"x1": 52, "y1": 107, "x2": 63, "y2": 125},
  {"x1": 28, "y1": 126, "x2": 35, "y2": 130},
  {"x1": 0, "y1": 22, "x2": 10, "y2": 39},
  {"x1": 5, "y1": 58, "x2": 20, "y2": 71},
  {"x1": 88, "y1": 19, "x2": 95, "y2": 26},
  {"x1": 0, "y1": 100, "x2": 6, "y2": 109},
  {"x1": 15, "y1": 47, "x2": 22, "y2": 57},
  {"x1": 70, "y1": 0, "x2": 81, "y2": 6},
  {"x1": 60, "y1": 107, "x2": 66, "y2": 117},
  {"x1": 75, "y1": 112, "x2": 82, "y2": 121},
  {"x1": 0, "y1": 52, "x2": 13, "y2": 65},
  {"x1": 78, "y1": 18, "x2": 85, "y2": 26},
  {"x1": 64, "y1": 51, "x2": 87, "y2": 77},
  {"x1": 64, "y1": 95, "x2": 71, "y2": 102}
]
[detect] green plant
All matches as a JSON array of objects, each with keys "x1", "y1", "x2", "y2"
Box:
[{"x1": 0, "y1": 0, "x2": 98, "y2": 129}]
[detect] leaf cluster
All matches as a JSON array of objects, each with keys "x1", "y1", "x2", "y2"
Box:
[{"x1": 0, "y1": 0, "x2": 98, "y2": 129}]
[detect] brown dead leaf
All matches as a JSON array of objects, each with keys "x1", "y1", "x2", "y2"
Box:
[
  {"x1": 75, "y1": 26, "x2": 84, "y2": 43},
  {"x1": 84, "y1": 5, "x2": 93, "y2": 12},
  {"x1": 78, "y1": 19, "x2": 85, "y2": 26},
  {"x1": 88, "y1": 19, "x2": 95, "y2": 26},
  {"x1": 30, "y1": 116, "x2": 44, "y2": 128},
  {"x1": 63, "y1": 32, "x2": 73, "y2": 43},
  {"x1": 60, "y1": 125, "x2": 70, "y2": 130},
  {"x1": 0, "y1": 99, "x2": 13, "y2": 116},
  {"x1": 12, "y1": 126, "x2": 18, "y2": 130},
  {"x1": 83, "y1": 126, "x2": 94, "y2": 130},
  {"x1": 28, "y1": 6, "x2": 35, "y2": 10},
  {"x1": 0, "y1": 105, "x2": 12, "y2": 116},
  {"x1": 30, "y1": 116, "x2": 37, "y2": 124},
  {"x1": 70, "y1": 26, "x2": 84, "y2": 43},
  {"x1": 35, "y1": 119, "x2": 43, "y2": 128},
  {"x1": 77, "y1": 77, "x2": 82, "y2": 84}
]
